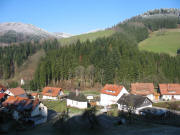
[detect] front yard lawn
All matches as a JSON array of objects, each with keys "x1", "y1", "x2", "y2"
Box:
[{"x1": 42, "y1": 100, "x2": 83, "y2": 114}]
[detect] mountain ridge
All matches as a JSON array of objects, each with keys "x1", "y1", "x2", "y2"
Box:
[{"x1": 0, "y1": 22, "x2": 71, "y2": 45}]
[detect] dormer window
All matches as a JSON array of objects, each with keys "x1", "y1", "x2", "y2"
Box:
[
  {"x1": 47, "y1": 89, "x2": 52, "y2": 93},
  {"x1": 105, "y1": 90, "x2": 115, "y2": 93}
]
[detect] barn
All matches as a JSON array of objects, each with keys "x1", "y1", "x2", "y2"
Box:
[
  {"x1": 117, "y1": 94, "x2": 152, "y2": 114},
  {"x1": 67, "y1": 92, "x2": 88, "y2": 109}
]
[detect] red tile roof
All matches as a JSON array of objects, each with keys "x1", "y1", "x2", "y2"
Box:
[
  {"x1": 101, "y1": 84, "x2": 124, "y2": 96},
  {"x1": 8, "y1": 87, "x2": 26, "y2": 96},
  {"x1": 0, "y1": 93, "x2": 7, "y2": 99},
  {"x1": 42, "y1": 87, "x2": 62, "y2": 97},
  {"x1": 131, "y1": 83, "x2": 155, "y2": 96},
  {"x1": 2, "y1": 96, "x2": 28, "y2": 106},
  {"x1": 159, "y1": 84, "x2": 180, "y2": 95},
  {"x1": 2, "y1": 96, "x2": 39, "y2": 111}
]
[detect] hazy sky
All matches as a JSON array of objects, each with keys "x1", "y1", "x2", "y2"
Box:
[{"x1": 0, "y1": 0, "x2": 180, "y2": 35}]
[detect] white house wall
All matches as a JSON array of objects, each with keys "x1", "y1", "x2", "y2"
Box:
[
  {"x1": 161, "y1": 95, "x2": 180, "y2": 100},
  {"x1": 31, "y1": 103, "x2": 48, "y2": 117},
  {"x1": 5, "y1": 90, "x2": 14, "y2": 96},
  {"x1": 67, "y1": 99, "x2": 87, "y2": 109},
  {"x1": 42, "y1": 95, "x2": 58, "y2": 100},
  {"x1": 118, "y1": 104, "x2": 152, "y2": 114},
  {"x1": 146, "y1": 94, "x2": 154, "y2": 101},
  {"x1": 100, "y1": 87, "x2": 129, "y2": 106}
]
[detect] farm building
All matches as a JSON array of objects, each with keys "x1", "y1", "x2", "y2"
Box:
[
  {"x1": 131, "y1": 83, "x2": 159, "y2": 101},
  {"x1": 42, "y1": 87, "x2": 64, "y2": 100},
  {"x1": 67, "y1": 92, "x2": 88, "y2": 109},
  {"x1": 2, "y1": 96, "x2": 47, "y2": 125},
  {"x1": 5, "y1": 87, "x2": 27, "y2": 97},
  {"x1": 117, "y1": 94, "x2": 152, "y2": 114},
  {"x1": 100, "y1": 84, "x2": 129, "y2": 106},
  {"x1": 159, "y1": 84, "x2": 180, "y2": 100}
]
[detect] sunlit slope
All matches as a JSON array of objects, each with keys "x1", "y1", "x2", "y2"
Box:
[
  {"x1": 139, "y1": 29, "x2": 180, "y2": 56},
  {"x1": 59, "y1": 29, "x2": 115, "y2": 45}
]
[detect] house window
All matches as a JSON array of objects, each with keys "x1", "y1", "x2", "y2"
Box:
[
  {"x1": 105, "y1": 90, "x2": 115, "y2": 93},
  {"x1": 47, "y1": 89, "x2": 52, "y2": 93}
]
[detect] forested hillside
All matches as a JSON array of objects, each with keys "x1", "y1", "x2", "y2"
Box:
[
  {"x1": 29, "y1": 9, "x2": 180, "y2": 90},
  {"x1": 0, "y1": 39, "x2": 59, "y2": 79}
]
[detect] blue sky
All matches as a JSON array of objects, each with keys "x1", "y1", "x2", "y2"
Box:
[{"x1": 0, "y1": 0, "x2": 180, "y2": 35}]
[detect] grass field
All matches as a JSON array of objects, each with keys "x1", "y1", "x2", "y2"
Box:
[
  {"x1": 139, "y1": 28, "x2": 180, "y2": 56},
  {"x1": 59, "y1": 29, "x2": 115, "y2": 45},
  {"x1": 42, "y1": 100, "x2": 83, "y2": 113}
]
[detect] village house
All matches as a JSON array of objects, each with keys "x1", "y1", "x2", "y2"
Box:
[
  {"x1": 31, "y1": 92, "x2": 39, "y2": 99},
  {"x1": 67, "y1": 92, "x2": 88, "y2": 109},
  {"x1": 131, "y1": 83, "x2": 159, "y2": 101},
  {"x1": 5, "y1": 87, "x2": 27, "y2": 97},
  {"x1": 42, "y1": 87, "x2": 64, "y2": 100},
  {"x1": 117, "y1": 94, "x2": 153, "y2": 114},
  {"x1": 159, "y1": 84, "x2": 180, "y2": 100},
  {"x1": 100, "y1": 84, "x2": 129, "y2": 106},
  {"x1": 2, "y1": 96, "x2": 47, "y2": 125}
]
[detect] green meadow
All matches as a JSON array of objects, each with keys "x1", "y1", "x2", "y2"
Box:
[
  {"x1": 139, "y1": 29, "x2": 180, "y2": 56},
  {"x1": 59, "y1": 29, "x2": 115, "y2": 45}
]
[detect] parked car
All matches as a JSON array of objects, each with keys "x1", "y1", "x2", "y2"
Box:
[{"x1": 139, "y1": 107, "x2": 167, "y2": 116}]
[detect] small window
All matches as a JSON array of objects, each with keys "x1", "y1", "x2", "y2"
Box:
[{"x1": 47, "y1": 89, "x2": 52, "y2": 93}]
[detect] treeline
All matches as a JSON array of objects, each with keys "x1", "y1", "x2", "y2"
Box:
[
  {"x1": 30, "y1": 32, "x2": 180, "y2": 90},
  {"x1": 117, "y1": 9, "x2": 180, "y2": 32},
  {"x1": 0, "y1": 39, "x2": 59, "y2": 79}
]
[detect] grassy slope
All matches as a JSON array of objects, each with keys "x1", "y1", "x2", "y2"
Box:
[
  {"x1": 59, "y1": 29, "x2": 115, "y2": 45},
  {"x1": 139, "y1": 29, "x2": 180, "y2": 56},
  {"x1": 1, "y1": 49, "x2": 46, "y2": 84},
  {"x1": 42, "y1": 100, "x2": 83, "y2": 113}
]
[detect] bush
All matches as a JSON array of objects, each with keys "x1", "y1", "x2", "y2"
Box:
[{"x1": 177, "y1": 48, "x2": 180, "y2": 55}]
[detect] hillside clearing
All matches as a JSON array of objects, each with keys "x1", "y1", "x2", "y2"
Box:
[
  {"x1": 4, "y1": 49, "x2": 45, "y2": 84},
  {"x1": 138, "y1": 28, "x2": 180, "y2": 56}
]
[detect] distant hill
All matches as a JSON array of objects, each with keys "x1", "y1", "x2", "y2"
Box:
[
  {"x1": 60, "y1": 8, "x2": 180, "y2": 46},
  {"x1": 0, "y1": 22, "x2": 70, "y2": 45},
  {"x1": 139, "y1": 28, "x2": 180, "y2": 56}
]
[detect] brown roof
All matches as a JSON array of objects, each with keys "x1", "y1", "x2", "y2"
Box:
[
  {"x1": 101, "y1": 84, "x2": 124, "y2": 96},
  {"x1": 42, "y1": 87, "x2": 62, "y2": 97},
  {"x1": 159, "y1": 84, "x2": 180, "y2": 95},
  {"x1": 131, "y1": 83, "x2": 155, "y2": 96},
  {"x1": 8, "y1": 87, "x2": 26, "y2": 96}
]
